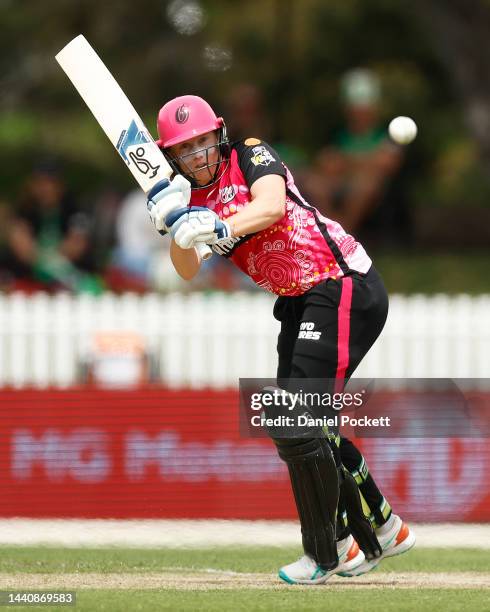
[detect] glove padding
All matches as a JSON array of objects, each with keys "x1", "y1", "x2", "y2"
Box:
[
  {"x1": 166, "y1": 206, "x2": 232, "y2": 250},
  {"x1": 146, "y1": 174, "x2": 191, "y2": 233}
]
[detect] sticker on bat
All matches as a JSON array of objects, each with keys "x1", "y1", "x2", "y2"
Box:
[{"x1": 117, "y1": 120, "x2": 160, "y2": 178}]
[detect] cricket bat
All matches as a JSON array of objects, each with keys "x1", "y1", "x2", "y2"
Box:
[{"x1": 55, "y1": 34, "x2": 212, "y2": 260}]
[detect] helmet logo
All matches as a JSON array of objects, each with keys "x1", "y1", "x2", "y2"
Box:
[{"x1": 175, "y1": 104, "x2": 189, "y2": 124}]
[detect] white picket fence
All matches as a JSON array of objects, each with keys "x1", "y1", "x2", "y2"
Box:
[{"x1": 0, "y1": 292, "x2": 488, "y2": 388}]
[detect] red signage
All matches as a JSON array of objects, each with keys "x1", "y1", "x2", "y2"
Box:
[{"x1": 1, "y1": 389, "x2": 488, "y2": 521}]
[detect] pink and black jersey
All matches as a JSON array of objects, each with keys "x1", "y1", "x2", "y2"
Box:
[{"x1": 190, "y1": 138, "x2": 371, "y2": 296}]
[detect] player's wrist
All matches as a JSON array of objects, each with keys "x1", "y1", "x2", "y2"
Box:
[{"x1": 227, "y1": 220, "x2": 236, "y2": 238}]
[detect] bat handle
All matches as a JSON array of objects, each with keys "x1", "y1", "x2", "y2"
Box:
[{"x1": 196, "y1": 242, "x2": 213, "y2": 261}]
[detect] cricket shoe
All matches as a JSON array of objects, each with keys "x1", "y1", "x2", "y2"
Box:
[
  {"x1": 278, "y1": 535, "x2": 364, "y2": 585},
  {"x1": 337, "y1": 514, "x2": 416, "y2": 577}
]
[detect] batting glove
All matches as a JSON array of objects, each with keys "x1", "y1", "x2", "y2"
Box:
[
  {"x1": 165, "y1": 207, "x2": 232, "y2": 250},
  {"x1": 146, "y1": 174, "x2": 191, "y2": 233}
]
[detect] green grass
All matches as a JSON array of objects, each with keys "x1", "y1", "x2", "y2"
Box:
[
  {"x1": 1, "y1": 547, "x2": 488, "y2": 612},
  {"x1": 1, "y1": 546, "x2": 489, "y2": 574},
  {"x1": 70, "y1": 589, "x2": 489, "y2": 612}
]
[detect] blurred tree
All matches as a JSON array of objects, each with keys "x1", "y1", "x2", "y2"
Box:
[
  {"x1": 414, "y1": 0, "x2": 490, "y2": 175},
  {"x1": 0, "y1": 0, "x2": 488, "y2": 225}
]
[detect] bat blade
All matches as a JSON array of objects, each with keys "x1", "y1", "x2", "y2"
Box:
[
  {"x1": 56, "y1": 35, "x2": 170, "y2": 194},
  {"x1": 55, "y1": 34, "x2": 212, "y2": 260}
]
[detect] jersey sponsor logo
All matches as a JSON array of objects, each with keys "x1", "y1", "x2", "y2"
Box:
[
  {"x1": 250, "y1": 145, "x2": 276, "y2": 167},
  {"x1": 298, "y1": 321, "x2": 321, "y2": 340},
  {"x1": 219, "y1": 185, "x2": 236, "y2": 204},
  {"x1": 175, "y1": 104, "x2": 189, "y2": 123}
]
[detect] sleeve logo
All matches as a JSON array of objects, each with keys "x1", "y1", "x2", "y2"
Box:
[{"x1": 250, "y1": 145, "x2": 276, "y2": 167}]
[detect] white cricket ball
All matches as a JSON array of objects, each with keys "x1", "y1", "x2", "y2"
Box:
[{"x1": 388, "y1": 116, "x2": 417, "y2": 145}]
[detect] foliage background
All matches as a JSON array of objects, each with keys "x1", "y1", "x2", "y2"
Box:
[{"x1": 1, "y1": 0, "x2": 489, "y2": 291}]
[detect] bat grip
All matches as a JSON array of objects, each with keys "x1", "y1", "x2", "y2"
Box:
[{"x1": 196, "y1": 242, "x2": 213, "y2": 261}]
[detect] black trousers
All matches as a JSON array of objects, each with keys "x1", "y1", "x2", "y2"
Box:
[
  {"x1": 274, "y1": 265, "x2": 392, "y2": 527},
  {"x1": 274, "y1": 266, "x2": 388, "y2": 386}
]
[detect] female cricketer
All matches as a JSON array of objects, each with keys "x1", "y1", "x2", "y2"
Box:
[{"x1": 146, "y1": 95, "x2": 415, "y2": 584}]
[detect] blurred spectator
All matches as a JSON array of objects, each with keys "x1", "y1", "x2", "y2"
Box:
[
  {"x1": 302, "y1": 68, "x2": 411, "y2": 247},
  {"x1": 108, "y1": 189, "x2": 199, "y2": 292},
  {"x1": 225, "y1": 83, "x2": 272, "y2": 142},
  {"x1": 0, "y1": 160, "x2": 102, "y2": 293},
  {"x1": 90, "y1": 185, "x2": 123, "y2": 272},
  {"x1": 0, "y1": 199, "x2": 15, "y2": 289},
  {"x1": 225, "y1": 82, "x2": 308, "y2": 176}
]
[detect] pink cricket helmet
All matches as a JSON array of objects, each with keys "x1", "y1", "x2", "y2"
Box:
[{"x1": 156, "y1": 95, "x2": 224, "y2": 148}]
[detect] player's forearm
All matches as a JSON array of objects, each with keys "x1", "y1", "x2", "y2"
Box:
[
  {"x1": 228, "y1": 195, "x2": 285, "y2": 237},
  {"x1": 170, "y1": 240, "x2": 201, "y2": 280}
]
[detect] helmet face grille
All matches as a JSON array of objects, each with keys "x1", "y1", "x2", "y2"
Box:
[{"x1": 162, "y1": 126, "x2": 230, "y2": 189}]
